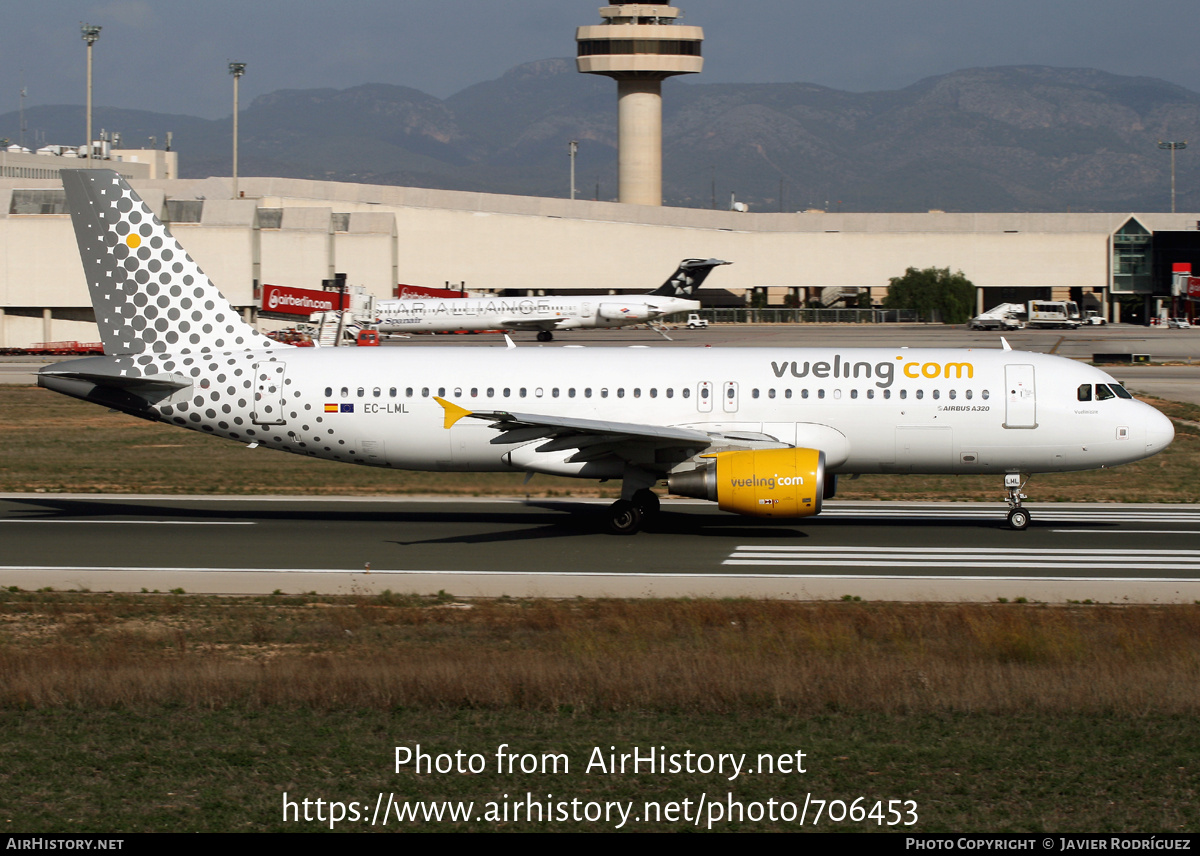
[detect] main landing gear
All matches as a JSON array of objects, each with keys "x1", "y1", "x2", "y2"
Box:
[
  {"x1": 536, "y1": 330, "x2": 554, "y2": 342},
  {"x1": 606, "y1": 489, "x2": 660, "y2": 535},
  {"x1": 1004, "y1": 473, "x2": 1030, "y2": 530}
]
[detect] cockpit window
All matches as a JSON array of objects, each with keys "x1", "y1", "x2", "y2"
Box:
[
  {"x1": 1112, "y1": 383, "x2": 1133, "y2": 399},
  {"x1": 1077, "y1": 384, "x2": 1092, "y2": 402},
  {"x1": 1095, "y1": 384, "x2": 1115, "y2": 401}
]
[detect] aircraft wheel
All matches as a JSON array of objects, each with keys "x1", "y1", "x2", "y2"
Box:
[
  {"x1": 631, "y1": 489, "x2": 660, "y2": 520},
  {"x1": 537, "y1": 331, "x2": 553, "y2": 342},
  {"x1": 607, "y1": 500, "x2": 642, "y2": 535},
  {"x1": 1007, "y1": 508, "x2": 1030, "y2": 530}
]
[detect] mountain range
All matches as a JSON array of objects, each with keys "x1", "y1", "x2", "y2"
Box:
[{"x1": 3, "y1": 60, "x2": 1199, "y2": 213}]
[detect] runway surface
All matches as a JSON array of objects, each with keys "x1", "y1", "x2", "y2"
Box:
[{"x1": 2, "y1": 494, "x2": 1198, "y2": 602}]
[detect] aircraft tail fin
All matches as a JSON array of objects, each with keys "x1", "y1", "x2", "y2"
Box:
[
  {"x1": 649, "y1": 258, "x2": 731, "y2": 297},
  {"x1": 61, "y1": 169, "x2": 281, "y2": 355}
]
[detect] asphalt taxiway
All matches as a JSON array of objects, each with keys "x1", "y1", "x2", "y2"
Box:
[{"x1": 2, "y1": 494, "x2": 1198, "y2": 602}]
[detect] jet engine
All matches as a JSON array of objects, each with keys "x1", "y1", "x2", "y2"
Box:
[
  {"x1": 598, "y1": 303, "x2": 652, "y2": 321},
  {"x1": 667, "y1": 448, "x2": 826, "y2": 518}
]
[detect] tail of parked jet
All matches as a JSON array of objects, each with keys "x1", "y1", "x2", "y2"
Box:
[
  {"x1": 649, "y1": 258, "x2": 730, "y2": 298},
  {"x1": 61, "y1": 169, "x2": 281, "y2": 355}
]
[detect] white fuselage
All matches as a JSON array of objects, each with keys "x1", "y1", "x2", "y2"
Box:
[
  {"x1": 372, "y1": 294, "x2": 700, "y2": 334},
  {"x1": 128, "y1": 346, "x2": 1171, "y2": 480}
]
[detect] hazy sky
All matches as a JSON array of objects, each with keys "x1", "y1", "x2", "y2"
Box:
[{"x1": 5, "y1": 1, "x2": 1200, "y2": 119}]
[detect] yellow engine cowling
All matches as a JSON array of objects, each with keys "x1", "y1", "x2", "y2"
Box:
[{"x1": 668, "y1": 448, "x2": 826, "y2": 518}]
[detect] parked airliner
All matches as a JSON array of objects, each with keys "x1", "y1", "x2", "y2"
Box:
[
  {"x1": 39, "y1": 171, "x2": 1174, "y2": 533},
  {"x1": 372, "y1": 258, "x2": 727, "y2": 341}
]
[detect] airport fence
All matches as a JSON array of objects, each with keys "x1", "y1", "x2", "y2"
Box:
[{"x1": 691, "y1": 308, "x2": 922, "y2": 324}]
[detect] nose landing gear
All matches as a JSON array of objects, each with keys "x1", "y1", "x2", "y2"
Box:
[{"x1": 1004, "y1": 473, "x2": 1030, "y2": 530}]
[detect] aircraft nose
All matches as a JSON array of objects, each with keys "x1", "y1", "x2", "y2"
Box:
[{"x1": 1145, "y1": 406, "x2": 1175, "y2": 455}]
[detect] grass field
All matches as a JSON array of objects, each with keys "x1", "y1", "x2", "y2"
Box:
[
  {"x1": 3, "y1": 385, "x2": 1199, "y2": 502},
  {"x1": 3, "y1": 386, "x2": 1198, "y2": 832},
  {"x1": 1, "y1": 591, "x2": 1198, "y2": 832}
]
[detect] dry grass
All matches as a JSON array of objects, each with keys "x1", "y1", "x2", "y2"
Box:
[{"x1": 4, "y1": 594, "x2": 1199, "y2": 715}]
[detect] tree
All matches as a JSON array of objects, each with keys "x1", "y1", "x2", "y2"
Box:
[{"x1": 882, "y1": 267, "x2": 976, "y2": 324}]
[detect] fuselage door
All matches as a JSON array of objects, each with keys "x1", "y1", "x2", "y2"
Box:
[
  {"x1": 252, "y1": 361, "x2": 287, "y2": 425},
  {"x1": 1003, "y1": 364, "x2": 1037, "y2": 429},
  {"x1": 722, "y1": 381, "x2": 739, "y2": 413}
]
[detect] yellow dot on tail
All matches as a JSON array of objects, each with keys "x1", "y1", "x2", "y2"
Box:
[{"x1": 126, "y1": 233, "x2": 141, "y2": 249}]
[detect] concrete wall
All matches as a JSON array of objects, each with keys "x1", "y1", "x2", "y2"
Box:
[{"x1": 0, "y1": 173, "x2": 1189, "y2": 348}]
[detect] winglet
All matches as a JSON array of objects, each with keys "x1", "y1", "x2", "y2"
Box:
[
  {"x1": 1000, "y1": 337, "x2": 1012, "y2": 351},
  {"x1": 434, "y1": 396, "x2": 472, "y2": 429},
  {"x1": 504, "y1": 334, "x2": 516, "y2": 349}
]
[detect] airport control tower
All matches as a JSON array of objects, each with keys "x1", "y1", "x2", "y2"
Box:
[{"x1": 576, "y1": 3, "x2": 704, "y2": 206}]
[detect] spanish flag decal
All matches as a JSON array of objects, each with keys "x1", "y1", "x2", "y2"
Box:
[{"x1": 324, "y1": 403, "x2": 338, "y2": 413}]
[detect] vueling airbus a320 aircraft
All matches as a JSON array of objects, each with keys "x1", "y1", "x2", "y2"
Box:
[{"x1": 39, "y1": 171, "x2": 1173, "y2": 534}]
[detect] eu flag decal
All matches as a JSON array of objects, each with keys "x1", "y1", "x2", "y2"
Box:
[{"x1": 340, "y1": 403, "x2": 354, "y2": 413}]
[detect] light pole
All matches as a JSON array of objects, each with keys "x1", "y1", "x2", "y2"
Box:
[
  {"x1": 1158, "y1": 140, "x2": 1187, "y2": 213},
  {"x1": 80, "y1": 24, "x2": 101, "y2": 168},
  {"x1": 568, "y1": 140, "x2": 578, "y2": 200},
  {"x1": 229, "y1": 62, "x2": 246, "y2": 199}
]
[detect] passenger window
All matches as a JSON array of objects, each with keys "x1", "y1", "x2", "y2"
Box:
[
  {"x1": 421, "y1": 387, "x2": 429, "y2": 397},
  {"x1": 916, "y1": 390, "x2": 924, "y2": 399},
  {"x1": 390, "y1": 388, "x2": 397, "y2": 398},
  {"x1": 454, "y1": 388, "x2": 462, "y2": 397},
  {"x1": 358, "y1": 387, "x2": 365, "y2": 398},
  {"x1": 802, "y1": 389, "x2": 809, "y2": 399},
  {"x1": 700, "y1": 387, "x2": 709, "y2": 400},
  {"x1": 932, "y1": 390, "x2": 940, "y2": 400},
  {"x1": 617, "y1": 389, "x2": 624, "y2": 398},
  {"x1": 785, "y1": 389, "x2": 792, "y2": 399},
  {"x1": 948, "y1": 390, "x2": 956, "y2": 400},
  {"x1": 833, "y1": 389, "x2": 841, "y2": 400},
  {"x1": 900, "y1": 389, "x2": 908, "y2": 400},
  {"x1": 966, "y1": 389, "x2": 973, "y2": 400},
  {"x1": 569, "y1": 388, "x2": 576, "y2": 398},
  {"x1": 682, "y1": 388, "x2": 690, "y2": 399},
  {"x1": 768, "y1": 389, "x2": 776, "y2": 399},
  {"x1": 341, "y1": 387, "x2": 349, "y2": 398},
  {"x1": 633, "y1": 388, "x2": 640, "y2": 398},
  {"x1": 585, "y1": 388, "x2": 592, "y2": 398},
  {"x1": 324, "y1": 387, "x2": 332, "y2": 397},
  {"x1": 406, "y1": 387, "x2": 413, "y2": 397},
  {"x1": 650, "y1": 389, "x2": 657, "y2": 398},
  {"x1": 552, "y1": 388, "x2": 559, "y2": 398},
  {"x1": 487, "y1": 387, "x2": 494, "y2": 398},
  {"x1": 601, "y1": 388, "x2": 609, "y2": 398},
  {"x1": 883, "y1": 389, "x2": 891, "y2": 399},
  {"x1": 752, "y1": 389, "x2": 760, "y2": 399},
  {"x1": 818, "y1": 389, "x2": 825, "y2": 400},
  {"x1": 438, "y1": 387, "x2": 446, "y2": 398},
  {"x1": 471, "y1": 388, "x2": 478, "y2": 398},
  {"x1": 982, "y1": 390, "x2": 990, "y2": 400},
  {"x1": 1078, "y1": 384, "x2": 1092, "y2": 402},
  {"x1": 850, "y1": 389, "x2": 858, "y2": 399},
  {"x1": 373, "y1": 388, "x2": 381, "y2": 398},
  {"x1": 503, "y1": 388, "x2": 511, "y2": 397}
]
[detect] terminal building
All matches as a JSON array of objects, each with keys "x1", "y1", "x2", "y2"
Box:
[{"x1": 1, "y1": 164, "x2": 1197, "y2": 349}]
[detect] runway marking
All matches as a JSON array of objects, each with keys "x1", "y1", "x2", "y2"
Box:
[
  {"x1": 1051, "y1": 529, "x2": 1200, "y2": 535},
  {"x1": 0, "y1": 520, "x2": 255, "y2": 525},
  {"x1": 724, "y1": 547, "x2": 1200, "y2": 572}
]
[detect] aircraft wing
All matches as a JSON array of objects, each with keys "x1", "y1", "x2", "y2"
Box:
[
  {"x1": 496, "y1": 318, "x2": 566, "y2": 332},
  {"x1": 434, "y1": 397, "x2": 785, "y2": 467}
]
